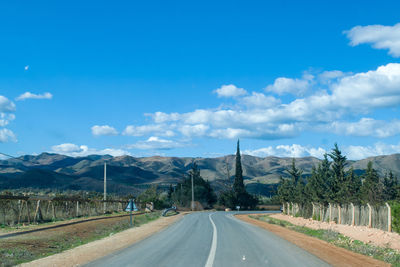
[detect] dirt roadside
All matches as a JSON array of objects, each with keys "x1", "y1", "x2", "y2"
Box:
[
  {"x1": 18, "y1": 213, "x2": 185, "y2": 267},
  {"x1": 270, "y1": 213, "x2": 400, "y2": 251},
  {"x1": 236, "y1": 214, "x2": 390, "y2": 267}
]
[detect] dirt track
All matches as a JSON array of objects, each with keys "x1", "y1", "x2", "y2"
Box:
[{"x1": 236, "y1": 214, "x2": 389, "y2": 267}]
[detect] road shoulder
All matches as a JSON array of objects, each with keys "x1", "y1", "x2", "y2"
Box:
[
  {"x1": 235, "y1": 214, "x2": 390, "y2": 267},
  {"x1": 19, "y1": 213, "x2": 185, "y2": 267}
]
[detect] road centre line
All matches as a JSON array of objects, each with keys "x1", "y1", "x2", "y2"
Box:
[{"x1": 205, "y1": 212, "x2": 218, "y2": 267}]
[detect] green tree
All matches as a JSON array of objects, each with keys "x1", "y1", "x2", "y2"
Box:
[
  {"x1": 287, "y1": 158, "x2": 302, "y2": 186},
  {"x1": 305, "y1": 154, "x2": 334, "y2": 204},
  {"x1": 328, "y1": 143, "x2": 347, "y2": 203},
  {"x1": 233, "y1": 140, "x2": 245, "y2": 194},
  {"x1": 361, "y1": 162, "x2": 383, "y2": 204},
  {"x1": 294, "y1": 179, "x2": 306, "y2": 204},
  {"x1": 344, "y1": 167, "x2": 362, "y2": 204},
  {"x1": 319, "y1": 154, "x2": 333, "y2": 202},
  {"x1": 383, "y1": 171, "x2": 398, "y2": 201},
  {"x1": 286, "y1": 159, "x2": 305, "y2": 204},
  {"x1": 172, "y1": 163, "x2": 216, "y2": 208},
  {"x1": 277, "y1": 176, "x2": 294, "y2": 203},
  {"x1": 137, "y1": 185, "x2": 169, "y2": 209},
  {"x1": 218, "y1": 190, "x2": 236, "y2": 208},
  {"x1": 218, "y1": 140, "x2": 257, "y2": 209},
  {"x1": 305, "y1": 166, "x2": 323, "y2": 203}
]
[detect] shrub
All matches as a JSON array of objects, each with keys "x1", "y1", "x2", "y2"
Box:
[{"x1": 389, "y1": 201, "x2": 400, "y2": 234}]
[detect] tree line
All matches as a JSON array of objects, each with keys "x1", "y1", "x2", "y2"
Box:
[
  {"x1": 277, "y1": 143, "x2": 400, "y2": 205},
  {"x1": 138, "y1": 140, "x2": 258, "y2": 210}
]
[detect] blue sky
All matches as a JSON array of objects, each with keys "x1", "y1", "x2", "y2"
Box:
[{"x1": 1, "y1": 1, "x2": 400, "y2": 160}]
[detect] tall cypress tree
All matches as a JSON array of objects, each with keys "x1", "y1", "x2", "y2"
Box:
[{"x1": 233, "y1": 139, "x2": 245, "y2": 194}]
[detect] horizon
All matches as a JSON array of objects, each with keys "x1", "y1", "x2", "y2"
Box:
[
  {"x1": 3, "y1": 148, "x2": 400, "y2": 162},
  {"x1": 1, "y1": 1, "x2": 400, "y2": 160}
]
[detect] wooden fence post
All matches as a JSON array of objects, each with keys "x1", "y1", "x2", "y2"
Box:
[
  {"x1": 386, "y1": 202, "x2": 392, "y2": 232},
  {"x1": 33, "y1": 200, "x2": 41, "y2": 223},
  {"x1": 312, "y1": 202, "x2": 315, "y2": 219},
  {"x1": 26, "y1": 201, "x2": 31, "y2": 224},
  {"x1": 329, "y1": 203, "x2": 332, "y2": 222},
  {"x1": 320, "y1": 204, "x2": 323, "y2": 221},
  {"x1": 17, "y1": 200, "x2": 23, "y2": 225},
  {"x1": 282, "y1": 202, "x2": 285, "y2": 214},
  {"x1": 45, "y1": 201, "x2": 50, "y2": 218},
  {"x1": 351, "y1": 203, "x2": 355, "y2": 226},
  {"x1": 52, "y1": 201, "x2": 56, "y2": 220},
  {"x1": 367, "y1": 203, "x2": 372, "y2": 228},
  {"x1": 291, "y1": 202, "x2": 294, "y2": 216},
  {"x1": 338, "y1": 204, "x2": 341, "y2": 224},
  {"x1": 76, "y1": 201, "x2": 79, "y2": 217}
]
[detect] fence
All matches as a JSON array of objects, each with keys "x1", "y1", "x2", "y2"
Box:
[
  {"x1": 0, "y1": 195, "x2": 132, "y2": 226},
  {"x1": 282, "y1": 202, "x2": 392, "y2": 232}
]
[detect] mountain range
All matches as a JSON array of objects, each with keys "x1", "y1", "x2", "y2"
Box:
[{"x1": 1, "y1": 152, "x2": 400, "y2": 196}]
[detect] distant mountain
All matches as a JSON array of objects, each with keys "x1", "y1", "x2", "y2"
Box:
[{"x1": 1, "y1": 152, "x2": 399, "y2": 196}]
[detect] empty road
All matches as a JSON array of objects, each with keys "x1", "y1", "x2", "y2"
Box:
[{"x1": 86, "y1": 211, "x2": 330, "y2": 267}]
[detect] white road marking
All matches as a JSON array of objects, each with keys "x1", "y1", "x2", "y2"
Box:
[{"x1": 205, "y1": 212, "x2": 218, "y2": 267}]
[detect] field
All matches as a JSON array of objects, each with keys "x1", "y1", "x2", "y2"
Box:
[{"x1": 0, "y1": 211, "x2": 161, "y2": 267}]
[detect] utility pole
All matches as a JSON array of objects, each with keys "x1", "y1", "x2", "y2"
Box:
[
  {"x1": 103, "y1": 162, "x2": 107, "y2": 214},
  {"x1": 129, "y1": 199, "x2": 133, "y2": 227},
  {"x1": 191, "y1": 172, "x2": 194, "y2": 211}
]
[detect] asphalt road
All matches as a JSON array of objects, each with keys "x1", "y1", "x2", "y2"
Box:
[{"x1": 86, "y1": 211, "x2": 330, "y2": 267}]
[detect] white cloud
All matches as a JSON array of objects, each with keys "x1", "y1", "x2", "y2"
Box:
[
  {"x1": 91, "y1": 125, "x2": 118, "y2": 136},
  {"x1": 209, "y1": 128, "x2": 252, "y2": 139},
  {"x1": 0, "y1": 128, "x2": 17, "y2": 143},
  {"x1": 147, "y1": 112, "x2": 181, "y2": 124},
  {"x1": 16, "y1": 92, "x2": 53, "y2": 101},
  {"x1": 344, "y1": 143, "x2": 400, "y2": 160},
  {"x1": 114, "y1": 63, "x2": 400, "y2": 141},
  {"x1": 318, "y1": 70, "x2": 346, "y2": 84},
  {"x1": 244, "y1": 144, "x2": 326, "y2": 159},
  {"x1": 208, "y1": 123, "x2": 299, "y2": 140},
  {"x1": 0, "y1": 96, "x2": 16, "y2": 112},
  {"x1": 52, "y1": 143, "x2": 81, "y2": 153},
  {"x1": 345, "y1": 23, "x2": 400, "y2": 57},
  {"x1": 179, "y1": 124, "x2": 209, "y2": 137},
  {"x1": 123, "y1": 124, "x2": 175, "y2": 137},
  {"x1": 127, "y1": 137, "x2": 184, "y2": 150},
  {"x1": 24, "y1": 65, "x2": 29, "y2": 71},
  {"x1": 0, "y1": 113, "x2": 15, "y2": 127},
  {"x1": 265, "y1": 74, "x2": 313, "y2": 96},
  {"x1": 242, "y1": 92, "x2": 281, "y2": 108},
  {"x1": 0, "y1": 96, "x2": 16, "y2": 142},
  {"x1": 244, "y1": 142, "x2": 400, "y2": 160},
  {"x1": 330, "y1": 63, "x2": 400, "y2": 111},
  {"x1": 51, "y1": 143, "x2": 130, "y2": 157},
  {"x1": 328, "y1": 118, "x2": 400, "y2": 138},
  {"x1": 214, "y1": 84, "x2": 247, "y2": 98}
]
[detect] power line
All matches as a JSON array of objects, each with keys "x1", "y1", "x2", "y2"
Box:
[{"x1": 0, "y1": 152, "x2": 42, "y2": 166}]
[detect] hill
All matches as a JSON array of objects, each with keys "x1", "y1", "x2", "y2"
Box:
[{"x1": 1, "y1": 152, "x2": 399, "y2": 196}]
